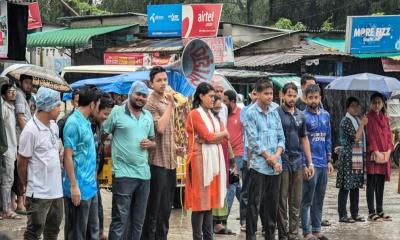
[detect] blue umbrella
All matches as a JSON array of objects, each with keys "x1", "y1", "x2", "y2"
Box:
[{"x1": 325, "y1": 73, "x2": 400, "y2": 93}]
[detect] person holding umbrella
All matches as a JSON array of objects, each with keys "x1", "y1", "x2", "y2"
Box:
[
  {"x1": 336, "y1": 97, "x2": 367, "y2": 223},
  {"x1": 365, "y1": 92, "x2": 393, "y2": 222}
]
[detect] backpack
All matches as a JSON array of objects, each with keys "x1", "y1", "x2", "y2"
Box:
[{"x1": 57, "y1": 109, "x2": 74, "y2": 143}]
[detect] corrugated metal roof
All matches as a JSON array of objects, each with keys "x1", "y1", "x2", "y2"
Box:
[
  {"x1": 27, "y1": 25, "x2": 136, "y2": 48},
  {"x1": 216, "y1": 68, "x2": 294, "y2": 78},
  {"x1": 235, "y1": 42, "x2": 346, "y2": 67},
  {"x1": 106, "y1": 39, "x2": 184, "y2": 53},
  {"x1": 270, "y1": 76, "x2": 301, "y2": 89}
]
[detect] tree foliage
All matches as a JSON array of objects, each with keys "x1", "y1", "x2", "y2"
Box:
[
  {"x1": 273, "y1": 18, "x2": 307, "y2": 31},
  {"x1": 39, "y1": 0, "x2": 400, "y2": 30}
]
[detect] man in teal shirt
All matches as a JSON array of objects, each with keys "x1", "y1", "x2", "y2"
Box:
[
  {"x1": 104, "y1": 81, "x2": 155, "y2": 240},
  {"x1": 63, "y1": 86, "x2": 101, "y2": 240}
]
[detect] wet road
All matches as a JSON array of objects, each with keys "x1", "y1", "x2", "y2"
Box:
[{"x1": 1, "y1": 170, "x2": 400, "y2": 239}]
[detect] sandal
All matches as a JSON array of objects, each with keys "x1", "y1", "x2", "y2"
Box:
[
  {"x1": 15, "y1": 208, "x2": 27, "y2": 215},
  {"x1": 352, "y1": 215, "x2": 365, "y2": 222},
  {"x1": 339, "y1": 216, "x2": 355, "y2": 223},
  {"x1": 240, "y1": 224, "x2": 246, "y2": 232},
  {"x1": 303, "y1": 233, "x2": 318, "y2": 240},
  {"x1": 321, "y1": 220, "x2": 331, "y2": 226},
  {"x1": 214, "y1": 227, "x2": 236, "y2": 235},
  {"x1": 3, "y1": 212, "x2": 22, "y2": 220},
  {"x1": 378, "y1": 212, "x2": 392, "y2": 221},
  {"x1": 368, "y1": 213, "x2": 382, "y2": 222}
]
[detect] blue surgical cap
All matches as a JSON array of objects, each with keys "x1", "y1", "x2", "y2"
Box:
[
  {"x1": 129, "y1": 81, "x2": 149, "y2": 97},
  {"x1": 36, "y1": 87, "x2": 61, "y2": 112}
]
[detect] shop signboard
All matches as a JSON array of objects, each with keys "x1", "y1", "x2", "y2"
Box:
[
  {"x1": 147, "y1": 4, "x2": 182, "y2": 38},
  {"x1": 381, "y1": 58, "x2": 400, "y2": 72},
  {"x1": 28, "y1": 2, "x2": 42, "y2": 30},
  {"x1": 0, "y1": 0, "x2": 7, "y2": 58},
  {"x1": 182, "y1": 4, "x2": 222, "y2": 38},
  {"x1": 183, "y1": 36, "x2": 234, "y2": 66},
  {"x1": 345, "y1": 15, "x2": 400, "y2": 54}
]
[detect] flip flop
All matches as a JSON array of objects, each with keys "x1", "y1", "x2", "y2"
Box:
[
  {"x1": 3, "y1": 212, "x2": 22, "y2": 220},
  {"x1": 214, "y1": 228, "x2": 236, "y2": 235},
  {"x1": 321, "y1": 220, "x2": 331, "y2": 226},
  {"x1": 15, "y1": 208, "x2": 27, "y2": 215},
  {"x1": 378, "y1": 212, "x2": 392, "y2": 221},
  {"x1": 339, "y1": 216, "x2": 355, "y2": 223},
  {"x1": 352, "y1": 215, "x2": 365, "y2": 222}
]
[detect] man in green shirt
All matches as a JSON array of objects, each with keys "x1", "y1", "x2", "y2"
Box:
[{"x1": 104, "y1": 81, "x2": 155, "y2": 240}]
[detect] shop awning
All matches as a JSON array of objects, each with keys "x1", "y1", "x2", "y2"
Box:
[
  {"x1": 27, "y1": 24, "x2": 136, "y2": 48},
  {"x1": 270, "y1": 76, "x2": 301, "y2": 89},
  {"x1": 306, "y1": 37, "x2": 400, "y2": 59}
]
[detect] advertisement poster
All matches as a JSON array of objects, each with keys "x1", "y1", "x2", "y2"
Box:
[
  {"x1": 147, "y1": 4, "x2": 182, "y2": 38},
  {"x1": 345, "y1": 15, "x2": 400, "y2": 54},
  {"x1": 28, "y1": 2, "x2": 43, "y2": 30},
  {"x1": 183, "y1": 36, "x2": 234, "y2": 66},
  {"x1": 182, "y1": 4, "x2": 222, "y2": 38},
  {"x1": 104, "y1": 53, "x2": 145, "y2": 66},
  {"x1": 0, "y1": 0, "x2": 8, "y2": 58}
]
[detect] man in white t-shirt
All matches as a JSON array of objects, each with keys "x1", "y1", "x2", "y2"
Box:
[{"x1": 17, "y1": 87, "x2": 63, "y2": 240}]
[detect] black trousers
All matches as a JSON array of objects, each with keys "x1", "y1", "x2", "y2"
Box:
[
  {"x1": 142, "y1": 165, "x2": 176, "y2": 240},
  {"x1": 192, "y1": 210, "x2": 213, "y2": 240},
  {"x1": 246, "y1": 169, "x2": 280, "y2": 240},
  {"x1": 338, "y1": 188, "x2": 359, "y2": 219},
  {"x1": 366, "y1": 174, "x2": 385, "y2": 214}
]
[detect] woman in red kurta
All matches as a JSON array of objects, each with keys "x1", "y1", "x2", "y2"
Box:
[
  {"x1": 185, "y1": 82, "x2": 229, "y2": 240},
  {"x1": 366, "y1": 92, "x2": 393, "y2": 221}
]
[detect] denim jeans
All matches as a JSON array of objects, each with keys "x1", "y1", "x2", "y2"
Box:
[
  {"x1": 142, "y1": 166, "x2": 176, "y2": 240},
  {"x1": 239, "y1": 161, "x2": 249, "y2": 225},
  {"x1": 300, "y1": 167, "x2": 328, "y2": 234},
  {"x1": 24, "y1": 197, "x2": 64, "y2": 240},
  {"x1": 108, "y1": 177, "x2": 150, "y2": 240},
  {"x1": 64, "y1": 196, "x2": 95, "y2": 240},
  {"x1": 86, "y1": 193, "x2": 99, "y2": 240},
  {"x1": 98, "y1": 189, "x2": 104, "y2": 233},
  {"x1": 227, "y1": 156, "x2": 243, "y2": 216}
]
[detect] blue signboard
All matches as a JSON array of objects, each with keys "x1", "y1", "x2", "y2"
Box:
[
  {"x1": 345, "y1": 15, "x2": 400, "y2": 54},
  {"x1": 147, "y1": 4, "x2": 182, "y2": 38}
]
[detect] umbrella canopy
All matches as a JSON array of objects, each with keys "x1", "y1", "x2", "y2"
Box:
[
  {"x1": 325, "y1": 73, "x2": 400, "y2": 93},
  {"x1": 1, "y1": 64, "x2": 71, "y2": 92}
]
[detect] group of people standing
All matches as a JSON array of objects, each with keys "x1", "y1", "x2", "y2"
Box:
[
  {"x1": 184, "y1": 74, "x2": 394, "y2": 240},
  {"x1": 0, "y1": 67, "x2": 395, "y2": 240}
]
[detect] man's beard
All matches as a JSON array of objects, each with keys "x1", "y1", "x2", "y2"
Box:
[
  {"x1": 308, "y1": 103, "x2": 319, "y2": 110},
  {"x1": 284, "y1": 101, "x2": 295, "y2": 109},
  {"x1": 130, "y1": 98, "x2": 143, "y2": 110},
  {"x1": 227, "y1": 105, "x2": 232, "y2": 114}
]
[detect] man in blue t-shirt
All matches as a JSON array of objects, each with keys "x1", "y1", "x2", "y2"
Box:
[
  {"x1": 63, "y1": 86, "x2": 101, "y2": 240},
  {"x1": 300, "y1": 84, "x2": 334, "y2": 240}
]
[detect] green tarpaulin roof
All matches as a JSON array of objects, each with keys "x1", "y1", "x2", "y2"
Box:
[
  {"x1": 305, "y1": 37, "x2": 400, "y2": 59},
  {"x1": 27, "y1": 25, "x2": 134, "y2": 48},
  {"x1": 270, "y1": 76, "x2": 301, "y2": 89}
]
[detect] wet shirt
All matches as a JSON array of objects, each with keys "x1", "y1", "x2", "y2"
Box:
[
  {"x1": 63, "y1": 110, "x2": 97, "y2": 201},
  {"x1": 277, "y1": 106, "x2": 307, "y2": 172},
  {"x1": 303, "y1": 108, "x2": 332, "y2": 168},
  {"x1": 145, "y1": 92, "x2": 176, "y2": 169},
  {"x1": 227, "y1": 107, "x2": 243, "y2": 157},
  {"x1": 103, "y1": 104, "x2": 155, "y2": 180},
  {"x1": 19, "y1": 115, "x2": 63, "y2": 199},
  {"x1": 244, "y1": 103, "x2": 285, "y2": 175}
]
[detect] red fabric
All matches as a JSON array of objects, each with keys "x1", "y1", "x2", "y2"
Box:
[
  {"x1": 184, "y1": 110, "x2": 224, "y2": 211},
  {"x1": 366, "y1": 111, "x2": 393, "y2": 181},
  {"x1": 227, "y1": 107, "x2": 244, "y2": 157}
]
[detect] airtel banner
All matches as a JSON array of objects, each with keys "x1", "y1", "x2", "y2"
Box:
[
  {"x1": 28, "y1": 2, "x2": 42, "y2": 30},
  {"x1": 182, "y1": 4, "x2": 222, "y2": 38}
]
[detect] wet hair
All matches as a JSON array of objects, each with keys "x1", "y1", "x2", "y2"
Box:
[
  {"x1": 192, "y1": 82, "x2": 214, "y2": 109},
  {"x1": 301, "y1": 74, "x2": 316, "y2": 86},
  {"x1": 1, "y1": 83, "x2": 15, "y2": 96},
  {"x1": 282, "y1": 82, "x2": 298, "y2": 94},
  {"x1": 78, "y1": 86, "x2": 101, "y2": 107},
  {"x1": 304, "y1": 84, "x2": 321, "y2": 97},
  {"x1": 345, "y1": 97, "x2": 360, "y2": 109},
  {"x1": 149, "y1": 66, "x2": 167, "y2": 82},
  {"x1": 20, "y1": 74, "x2": 33, "y2": 82},
  {"x1": 255, "y1": 78, "x2": 273, "y2": 93},
  {"x1": 72, "y1": 89, "x2": 80, "y2": 99},
  {"x1": 224, "y1": 90, "x2": 236, "y2": 103},
  {"x1": 98, "y1": 93, "x2": 114, "y2": 111}
]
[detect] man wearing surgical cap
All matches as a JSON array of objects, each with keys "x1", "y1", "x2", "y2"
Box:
[
  {"x1": 103, "y1": 81, "x2": 156, "y2": 240},
  {"x1": 211, "y1": 78, "x2": 228, "y2": 126},
  {"x1": 17, "y1": 87, "x2": 64, "y2": 240}
]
